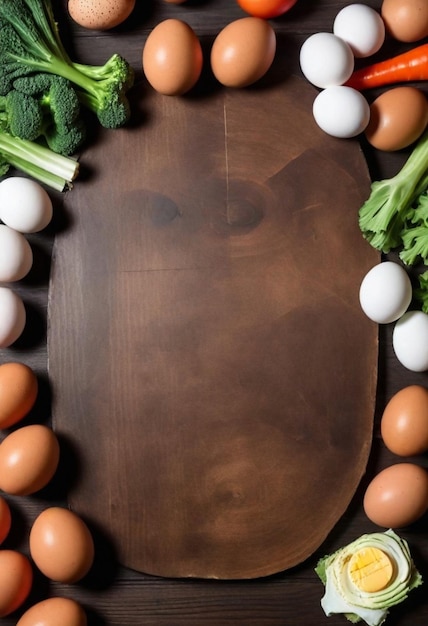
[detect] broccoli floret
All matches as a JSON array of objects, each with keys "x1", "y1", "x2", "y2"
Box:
[
  {"x1": 0, "y1": 129, "x2": 79, "y2": 191},
  {"x1": 0, "y1": 89, "x2": 43, "y2": 140},
  {"x1": 399, "y1": 193, "x2": 428, "y2": 265},
  {"x1": 0, "y1": 0, "x2": 134, "y2": 128},
  {"x1": 13, "y1": 73, "x2": 85, "y2": 154},
  {"x1": 14, "y1": 74, "x2": 80, "y2": 126},
  {"x1": 359, "y1": 129, "x2": 428, "y2": 253},
  {"x1": 42, "y1": 116, "x2": 86, "y2": 156}
]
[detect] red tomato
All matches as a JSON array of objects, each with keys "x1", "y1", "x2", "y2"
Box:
[{"x1": 236, "y1": 0, "x2": 298, "y2": 19}]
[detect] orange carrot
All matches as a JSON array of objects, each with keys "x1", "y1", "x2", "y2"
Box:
[{"x1": 345, "y1": 43, "x2": 428, "y2": 90}]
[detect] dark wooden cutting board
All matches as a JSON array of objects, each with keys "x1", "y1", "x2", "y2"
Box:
[{"x1": 48, "y1": 75, "x2": 379, "y2": 579}]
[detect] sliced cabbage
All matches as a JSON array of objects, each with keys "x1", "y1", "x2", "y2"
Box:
[{"x1": 315, "y1": 529, "x2": 422, "y2": 626}]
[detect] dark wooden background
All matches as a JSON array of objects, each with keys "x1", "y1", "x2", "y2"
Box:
[{"x1": 0, "y1": 0, "x2": 427, "y2": 624}]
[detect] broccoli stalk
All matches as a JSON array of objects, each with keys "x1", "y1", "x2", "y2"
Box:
[
  {"x1": 0, "y1": 0, "x2": 134, "y2": 129},
  {"x1": 359, "y1": 129, "x2": 428, "y2": 253},
  {"x1": 0, "y1": 130, "x2": 79, "y2": 191}
]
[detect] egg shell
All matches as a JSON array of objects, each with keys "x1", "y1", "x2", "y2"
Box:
[
  {"x1": 0, "y1": 225, "x2": 33, "y2": 283},
  {"x1": 363, "y1": 462, "x2": 428, "y2": 528},
  {"x1": 0, "y1": 424, "x2": 60, "y2": 496},
  {"x1": 16, "y1": 597, "x2": 87, "y2": 626},
  {"x1": 210, "y1": 17, "x2": 276, "y2": 88},
  {"x1": 30, "y1": 507, "x2": 95, "y2": 583},
  {"x1": 0, "y1": 362, "x2": 38, "y2": 429},
  {"x1": 0, "y1": 550, "x2": 33, "y2": 617},
  {"x1": 393, "y1": 310, "x2": 428, "y2": 372},
  {"x1": 299, "y1": 32, "x2": 354, "y2": 89},
  {"x1": 359, "y1": 261, "x2": 412, "y2": 324},
  {"x1": 0, "y1": 495, "x2": 11, "y2": 544},
  {"x1": 333, "y1": 4, "x2": 385, "y2": 58},
  {"x1": 0, "y1": 287, "x2": 26, "y2": 348},
  {"x1": 381, "y1": 0, "x2": 428, "y2": 42},
  {"x1": 68, "y1": 0, "x2": 135, "y2": 30},
  {"x1": 313, "y1": 85, "x2": 370, "y2": 138},
  {"x1": 0, "y1": 177, "x2": 53, "y2": 233},
  {"x1": 381, "y1": 385, "x2": 428, "y2": 456},
  {"x1": 142, "y1": 19, "x2": 203, "y2": 96},
  {"x1": 365, "y1": 87, "x2": 428, "y2": 151}
]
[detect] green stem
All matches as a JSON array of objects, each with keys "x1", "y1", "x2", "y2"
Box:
[{"x1": 0, "y1": 131, "x2": 79, "y2": 191}]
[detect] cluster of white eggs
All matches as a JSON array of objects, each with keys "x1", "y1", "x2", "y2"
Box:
[
  {"x1": 0, "y1": 177, "x2": 53, "y2": 349},
  {"x1": 300, "y1": 3, "x2": 386, "y2": 138},
  {"x1": 359, "y1": 260, "x2": 428, "y2": 372}
]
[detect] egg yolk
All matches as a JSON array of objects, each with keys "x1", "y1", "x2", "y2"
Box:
[{"x1": 348, "y1": 547, "x2": 394, "y2": 593}]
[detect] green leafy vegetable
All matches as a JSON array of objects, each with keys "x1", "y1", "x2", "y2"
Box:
[
  {"x1": 399, "y1": 192, "x2": 428, "y2": 265},
  {"x1": 414, "y1": 269, "x2": 428, "y2": 313},
  {"x1": 359, "y1": 129, "x2": 428, "y2": 253},
  {"x1": 315, "y1": 529, "x2": 422, "y2": 626},
  {"x1": 0, "y1": 0, "x2": 134, "y2": 129}
]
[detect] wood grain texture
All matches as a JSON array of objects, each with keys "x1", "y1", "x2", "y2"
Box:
[
  {"x1": 48, "y1": 76, "x2": 378, "y2": 578},
  {"x1": 1, "y1": 1, "x2": 427, "y2": 624}
]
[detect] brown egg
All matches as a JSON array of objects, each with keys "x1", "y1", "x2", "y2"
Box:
[
  {"x1": 363, "y1": 463, "x2": 428, "y2": 527},
  {"x1": 365, "y1": 86, "x2": 428, "y2": 151},
  {"x1": 142, "y1": 19, "x2": 203, "y2": 96},
  {"x1": 0, "y1": 550, "x2": 33, "y2": 617},
  {"x1": 0, "y1": 425, "x2": 60, "y2": 496},
  {"x1": 365, "y1": 86, "x2": 428, "y2": 152},
  {"x1": 210, "y1": 17, "x2": 276, "y2": 88},
  {"x1": 16, "y1": 597, "x2": 87, "y2": 626},
  {"x1": 381, "y1": 0, "x2": 428, "y2": 42},
  {"x1": 29, "y1": 507, "x2": 95, "y2": 583},
  {"x1": 68, "y1": 0, "x2": 135, "y2": 30},
  {"x1": 0, "y1": 362, "x2": 38, "y2": 429},
  {"x1": 381, "y1": 385, "x2": 428, "y2": 456}
]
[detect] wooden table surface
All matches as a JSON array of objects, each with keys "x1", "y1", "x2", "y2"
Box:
[{"x1": 1, "y1": 0, "x2": 428, "y2": 624}]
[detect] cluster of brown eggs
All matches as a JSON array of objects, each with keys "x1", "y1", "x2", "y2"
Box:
[
  {"x1": 363, "y1": 385, "x2": 428, "y2": 529},
  {"x1": 0, "y1": 364, "x2": 92, "y2": 624}
]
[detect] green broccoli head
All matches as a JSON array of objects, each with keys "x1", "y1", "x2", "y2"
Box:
[
  {"x1": 14, "y1": 73, "x2": 81, "y2": 128},
  {"x1": 12, "y1": 73, "x2": 86, "y2": 155},
  {"x1": 43, "y1": 116, "x2": 86, "y2": 155},
  {"x1": 0, "y1": 21, "x2": 35, "y2": 94},
  {"x1": 0, "y1": 89, "x2": 43, "y2": 140}
]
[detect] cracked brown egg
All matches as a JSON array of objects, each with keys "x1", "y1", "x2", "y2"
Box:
[{"x1": 68, "y1": 0, "x2": 135, "y2": 30}]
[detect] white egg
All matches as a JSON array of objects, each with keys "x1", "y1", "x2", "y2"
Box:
[
  {"x1": 299, "y1": 32, "x2": 354, "y2": 88},
  {"x1": 0, "y1": 287, "x2": 26, "y2": 348},
  {"x1": 359, "y1": 261, "x2": 412, "y2": 324},
  {"x1": 0, "y1": 177, "x2": 53, "y2": 233},
  {"x1": 333, "y1": 4, "x2": 385, "y2": 58},
  {"x1": 0, "y1": 225, "x2": 33, "y2": 282},
  {"x1": 393, "y1": 311, "x2": 428, "y2": 372},
  {"x1": 313, "y1": 85, "x2": 370, "y2": 138}
]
